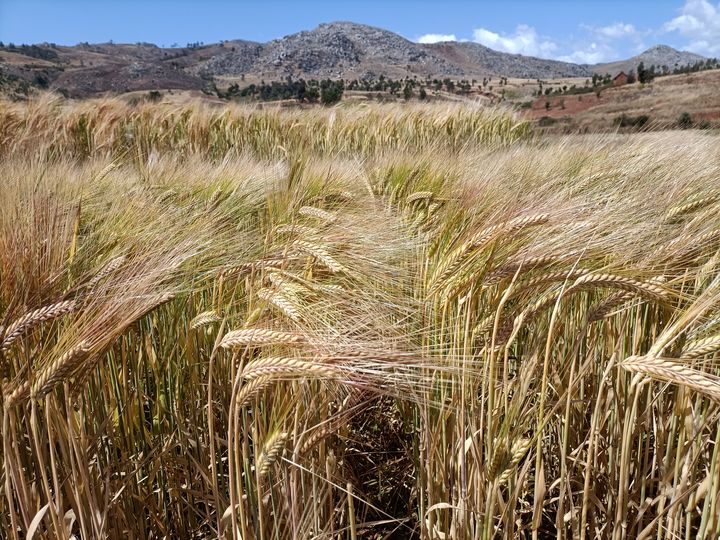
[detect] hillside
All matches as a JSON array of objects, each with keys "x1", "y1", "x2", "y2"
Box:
[
  {"x1": 0, "y1": 22, "x2": 706, "y2": 98},
  {"x1": 522, "y1": 69, "x2": 720, "y2": 132},
  {"x1": 595, "y1": 44, "x2": 705, "y2": 76}
]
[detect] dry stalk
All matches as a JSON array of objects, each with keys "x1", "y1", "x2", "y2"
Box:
[
  {"x1": 620, "y1": 355, "x2": 720, "y2": 402},
  {"x1": 1, "y1": 300, "x2": 76, "y2": 352},
  {"x1": 235, "y1": 376, "x2": 275, "y2": 408},
  {"x1": 275, "y1": 224, "x2": 319, "y2": 236},
  {"x1": 241, "y1": 357, "x2": 346, "y2": 380},
  {"x1": 666, "y1": 196, "x2": 719, "y2": 220},
  {"x1": 84, "y1": 255, "x2": 126, "y2": 291},
  {"x1": 190, "y1": 310, "x2": 221, "y2": 329},
  {"x1": 256, "y1": 431, "x2": 289, "y2": 478},
  {"x1": 30, "y1": 342, "x2": 93, "y2": 401},
  {"x1": 298, "y1": 206, "x2": 337, "y2": 223},
  {"x1": 220, "y1": 328, "x2": 305, "y2": 348},
  {"x1": 291, "y1": 240, "x2": 344, "y2": 273},
  {"x1": 431, "y1": 213, "x2": 550, "y2": 292},
  {"x1": 257, "y1": 288, "x2": 301, "y2": 322},
  {"x1": 406, "y1": 191, "x2": 434, "y2": 204},
  {"x1": 681, "y1": 334, "x2": 720, "y2": 358}
]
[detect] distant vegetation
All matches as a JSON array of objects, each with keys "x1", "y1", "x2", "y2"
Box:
[
  {"x1": 216, "y1": 75, "x2": 509, "y2": 104},
  {"x1": 218, "y1": 78, "x2": 345, "y2": 104},
  {"x1": 0, "y1": 42, "x2": 59, "y2": 60},
  {"x1": 613, "y1": 113, "x2": 650, "y2": 129},
  {"x1": 537, "y1": 58, "x2": 720, "y2": 100}
]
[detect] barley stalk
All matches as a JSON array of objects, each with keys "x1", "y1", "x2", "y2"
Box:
[
  {"x1": 241, "y1": 357, "x2": 346, "y2": 380},
  {"x1": 190, "y1": 311, "x2": 221, "y2": 329},
  {"x1": 620, "y1": 355, "x2": 720, "y2": 402},
  {"x1": 431, "y1": 213, "x2": 550, "y2": 292},
  {"x1": 406, "y1": 191, "x2": 434, "y2": 204},
  {"x1": 257, "y1": 288, "x2": 301, "y2": 322},
  {"x1": 256, "y1": 431, "x2": 289, "y2": 478},
  {"x1": 497, "y1": 438, "x2": 533, "y2": 483},
  {"x1": 682, "y1": 334, "x2": 720, "y2": 358},
  {"x1": 1, "y1": 300, "x2": 76, "y2": 352},
  {"x1": 268, "y1": 272, "x2": 309, "y2": 296},
  {"x1": 30, "y1": 341, "x2": 93, "y2": 401},
  {"x1": 291, "y1": 240, "x2": 344, "y2": 273},
  {"x1": 666, "y1": 196, "x2": 718, "y2": 220},
  {"x1": 483, "y1": 254, "x2": 567, "y2": 286},
  {"x1": 84, "y1": 255, "x2": 126, "y2": 291},
  {"x1": 275, "y1": 224, "x2": 318, "y2": 236},
  {"x1": 235, "y1": 376, "x2": 275, "y2": 408},
  {"x1": 298, "y1": 206, "x2": 336, "y2": 223},
  {"x1": 220, "y1": 328, "x2": 305, "y2": 348}
]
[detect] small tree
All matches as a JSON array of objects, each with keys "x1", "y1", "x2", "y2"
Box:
[
  {"x1": 320, "y1": 79, "x2": 343, "y2": 105},
  {"x1": 678, "y1": 112, "x2": 693, "y2": 129},
  {"x1": 419, "y1": 87, "x2": 427, "y2": 100},
  {"x1": 403, "y1": 83, "x2": 413, "y2": 101},
  {"x1": 637, "y1": 62, "x2": 646, "y2": 83}
]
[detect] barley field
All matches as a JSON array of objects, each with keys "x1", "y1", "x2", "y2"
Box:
[{"x1": 1, "y1": 96, "x2": 719, "y2": 539}]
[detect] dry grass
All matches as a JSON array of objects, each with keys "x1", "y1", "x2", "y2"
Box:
[{"x1": 0, "y1": 95, "x2": 719, "y2": 539}]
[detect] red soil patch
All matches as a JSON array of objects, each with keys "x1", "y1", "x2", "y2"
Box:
[{"x1": 525, "y1": 93, "x2": 604, "y2": 119}]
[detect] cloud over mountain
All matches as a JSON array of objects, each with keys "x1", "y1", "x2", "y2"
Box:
[
  {"x1": 664, "y1": 0, "x2": 720, "y2": 55},
  {"x1": 417, "y1": 33, "x2": 457, "y2": 44}
]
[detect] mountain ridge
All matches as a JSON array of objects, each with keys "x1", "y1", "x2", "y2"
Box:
[
  {"x1": 0, "y1": 21, "x2": 707, "y2": 98},
  {"x1": 594, "y1": 44, "x2": 706, "y2": 76}
]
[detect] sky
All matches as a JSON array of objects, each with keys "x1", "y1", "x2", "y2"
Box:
[{"x1": 0, "y1": 0, "x2": 718, "y2": 63}]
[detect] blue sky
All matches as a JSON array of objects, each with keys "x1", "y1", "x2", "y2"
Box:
[{"x1": 1, "y1": 1, "x2": 718, "y2": 62}]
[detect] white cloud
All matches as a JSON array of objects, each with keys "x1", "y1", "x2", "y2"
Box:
[
  {"x1": 663, "y1": 0, "x2": 720, "y2": 55},
  {"x1": 417, "y1": 33, "x2": 457, "y2": 44},
  {"x1": 558, "y1": 43, "x2": 615, "y2": 64},
  {"x1": 598, "y1": 23, "x2": 635, "y2": 38},
  {"x1": 592, "y1": 22, "x2": 639, "y2": 39},
  {"x1": 472, "y1": 24, "x2": 558, "y2": 58},
  {"x1": 421, "y1": 4, "x2": 717, "y2": 66},
  {"x1": 556, "y1": 22, "x2": 648, "y2": 64}
]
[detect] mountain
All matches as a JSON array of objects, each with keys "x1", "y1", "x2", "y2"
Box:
[
  {"x1": 198, "y1": 22, "x2": 465, "y2": 79},
  {"x1": 0, "y1": 22, "x2": 706, "y2": 98},
  {"x1": 197, "y1": 22, "x2": 589, "y2": 79},
  {"x1": 427, "y1": 41, "x2": 591, "y2": 79},
  {"x1": 594, "y1": 45, "x2": 706, "y2": 76}
]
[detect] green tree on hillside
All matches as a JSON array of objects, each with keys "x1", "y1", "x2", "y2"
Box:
[
  {"x1": 403, "y1": 83, "x2": 413, "y2": 101},
  {"x1": 320, "y1": 79, "x2": 344, "y2": 105}
]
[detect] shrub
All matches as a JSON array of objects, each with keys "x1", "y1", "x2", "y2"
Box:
[
  {"x1": 146, "y1": 90, "x2": 162, "y2": 103},
  {"x1": 613, "y1": 114, "x2": 650, "y2": 128},
  {"x1": 678, "y1": 112, "x2": 693, "y2": 129}
]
